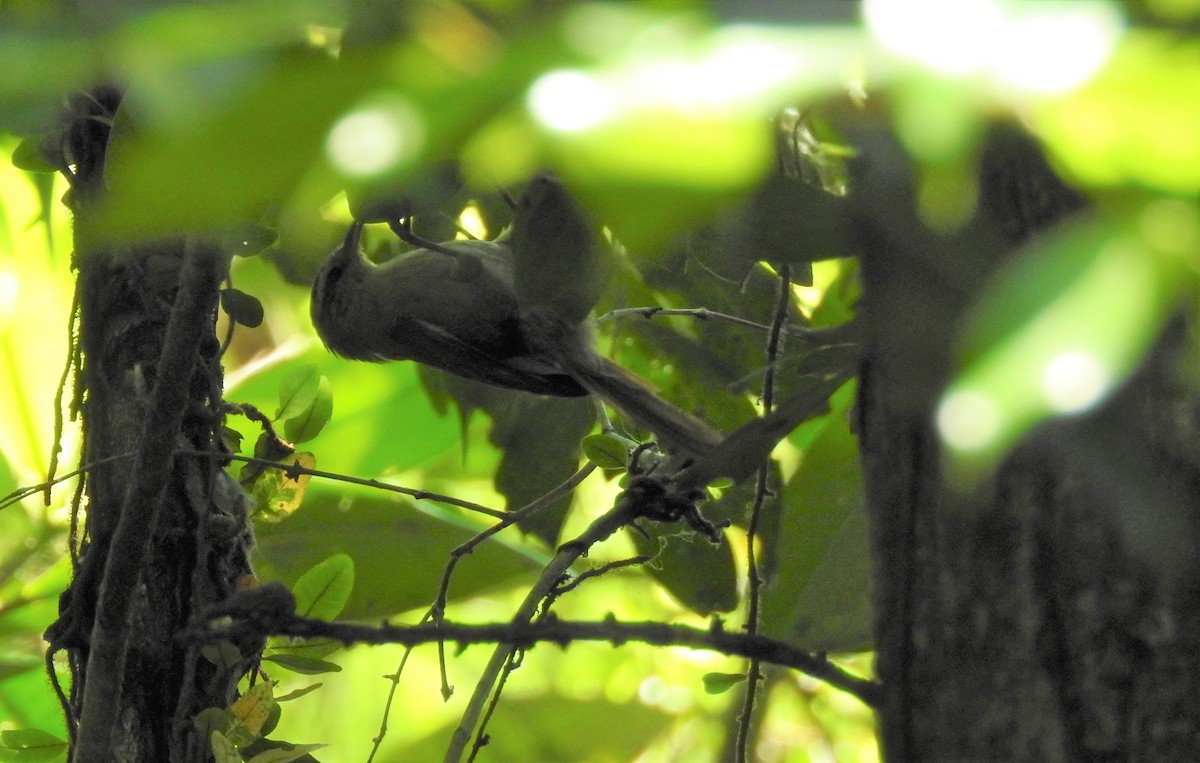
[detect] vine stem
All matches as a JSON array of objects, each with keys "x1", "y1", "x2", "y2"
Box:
[
  {"x1": 442, "y1": 498, "x2": 636, "y2": 763},
  {"x1": 735, "y1": 263, "x2": 793, "y2": 763},
  {"x1": 73, "y1": 240, "x2": 220, "y2": 763}
]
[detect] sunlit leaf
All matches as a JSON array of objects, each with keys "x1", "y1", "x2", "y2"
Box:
[
  {"x1": 0, "y1": 729, "x2": 67, "y2": 763},
  {"x1": 275, "y1": 365, "x2": 323, "y2": 422},
  {"x1": 262, "y1": 654, "x2": 342, "y2": 675},
  {"x1": 1034, "y1": 32, "x2": 1200, "y2": 194},
  {"x1": 227, "y1": 349, "x2": 460, "y2": 477},
  {"x1": 231, "y1": 680, "x2": 277, "y2": 737},
  {"x1": 291, "y1": 553, "x2": 354, "y2": 621},
  {"x1": 274, "y1": 683, "x2": 323, "y2": 702},
  {"x1": 96, "y1": 45, "x2": 377, "y2": 241},
  {"x1": 254, "y1": 488, "x2": 544, "y2": 620},
  {"x1": 248, "y1": 452, "x2": 314, "y2": 521},
  {"x1": 282, "y1": 379, "x2": 333, "y2": 444},
  {"x1": 210, "y1": 731, "x2": 241, "y2": 763},
  {"x1": 581, "y1": 433, "x2": 631, "y2": 471},
  {"x1": 701, "y1": 671, "x2": 747, "y2": 695}
]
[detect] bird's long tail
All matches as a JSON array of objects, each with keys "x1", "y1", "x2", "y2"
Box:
[
  {"x1": 571, "y1": 352, "x2": 725, "y2": 460},
  {"x1": 523, "y1": 311, "x2": 723, "y2": 459}
]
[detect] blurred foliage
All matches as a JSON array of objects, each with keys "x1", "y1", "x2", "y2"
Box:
[{"x1": 2, "y1": 0, "x2": 1199, "y2": 761}]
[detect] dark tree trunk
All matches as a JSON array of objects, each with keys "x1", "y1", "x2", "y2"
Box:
[
  {"x1": 43, "y1": 88, "x2": 256, "y2": 763},
  {"x1": 857, "y1": 124, "x2": 1200, "y2": 761}
]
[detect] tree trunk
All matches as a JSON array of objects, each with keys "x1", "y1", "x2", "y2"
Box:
[
  {"x1": 858, "y1": 124, "x2": 1200, "y2": 761},
  {"x1": 43, "y1": 88, "x2": 256, "y2": 763}
]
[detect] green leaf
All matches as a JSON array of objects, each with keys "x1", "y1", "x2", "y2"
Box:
[
  {"x1": 282, "y1": 376, "x2": 332, "y2": 444},
  {"x1": 262, "y1": 654, "x2": 343, "y2": 675},
  {"x1": 210, "y1": 730, "x2": 241, "y2": 763},
  {"x1": 1036, "y1": 32, "x2": 1200, "y2": 194},
  {"x1": 487, "y1": 394, "x2": 595, "y2": 546},
  {"x1": 701, "y1": 672, "x2": 747, "y2": 695},
  {"x1": 291, "y1": 553, "x2": 354, "y2": 621},
  {"x1": 253, "y1": 488, "x2": 543, "y2": 620},
  {"x1": 581, "y1": 433, "x2": 631, "y2": 471},
  {"x1": 227, "y1": 224, "x2": 278, "y2": 257},
  {"x1": 760, "y1": 411, "x2": 873, "y2": 653},
  {"x1": 10, "y1": 138, "x2": 57, "y2": 173},
  {"x1": 248, "y1": 453, "x2": 314, "y2": 521},
  {"x1": 246, "y1": 743, "x2": 328, "y2": 763},
  {"x1": 220, "y1": 287, "x2": 265, "y2": 328},
  {"x1": 193, "y1": 707, "x2": 231, "y2": 740},
  {"x1": 201, "y1": 640, "x2": 243, "y2": 671},
  {"x1": 275, "y1": 365, "x2": 323, "y2": 422},
  {"x1": 628, "y1": 523, "x2": 738, "y2": 616},
  {"x1": 0, "y1": 729, "x2": 67, "y2": 763},
  {"x1": 274, "y1": 683, "x2": 323, "y2": 702},
  {"x1": 267, "y1": 636, "x2": 341, "y2": 662},
  {"x1": 96, "y1": 45, "x2": 377, "y2": 242},
  {"x1": 227, "y1": 349, "x2": 461, "y2": 477}
]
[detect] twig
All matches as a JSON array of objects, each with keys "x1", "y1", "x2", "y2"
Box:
[
  {"x1": 0, "y1": 453, "x2": 134, "y2": 513},
  {"x1": 46, "y1": 290, "x2": 81, "y2": 505},
  {"x1": 175, "y1": 450, "x2": 509, "y2": 521},
  {"x1": 735, "y1": 263, "x2": 793, "y2": 763},
  {"x1": 388, "y1": 220, "x2": 479, "y2": 260},
  {"x1": 550, "y1": 554, "x2": 652, "y2": 598},
  {"x1": 597, "y1": 305, "x2": 840, "y2": 342},
  {"x1": 443, "y1": 499, "x2": 637, "y2": 763},
  {"x1": 430, "y1": 464, "x2": 597, "y2": 698},
  {"x1": 190, "y1": 615, "x2": 882, "y2": 708},
  {"x1": 368, "y1": 464, "x2": 597, "y2": 761},
  {"x1": 365, "y1": 635, "x2": 425, "y2": 763}
]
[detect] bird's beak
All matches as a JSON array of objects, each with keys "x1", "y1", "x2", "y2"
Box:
[{"x1": 341, "y1": 221, "x2": 365, "y2": 257}]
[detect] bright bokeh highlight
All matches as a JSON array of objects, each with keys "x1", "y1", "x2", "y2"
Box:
[
  {"x1": 936, "y1": 390, "x2": 1001, "y2": 451},
  {"x1": 527, "y1": 70, "x2": 614, "y2": 133},
  {"x1": 326, "y1": 97, "x2": 425, "y2": 177},
  {"x1": 864, "y1": 0, "x2": 1123, "y2": 95},
  {"x1": 1041, "y1": 351, "x2": 1109, "y2": 413}
]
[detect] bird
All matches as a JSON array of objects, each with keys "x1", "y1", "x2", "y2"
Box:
[{"x1": 310, "y1": 177, "x2": 724, "y2": 459}]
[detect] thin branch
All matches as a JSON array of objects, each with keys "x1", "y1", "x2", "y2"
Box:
[
  {"x1": 388, "y1": 219, "x2": 479, "y2": 260},
  {"x1": 191, "y1": 615, "x2": 882, "y2": 708},
  {"x1": 596, "y1": 305, "x2": 845, "y2": 343},
  {"x1": 0, "y1": 453, "x2": 134, "y2": 513},
  {"x1": 550, "y1": 554, "x2": 652, "y2": 598},
  {"x1": 737, "y1": 263, "x2": 793, "y2": 763},
  {"x1": 444, "y1": 499, "x2": 637, "y2": 763},
  {"x1": 371, "y1": 464, "x2": 598, "y2": 760},
  {"x1": 175, "y1": 450, "x2": 509, "y2": 521},
  {"x1": 365, "y1": 637, "x2": 425, "y2": 763},
  {"x1": 46, "y1": 289, "x2": 81, "y2": 505},
  {"x1": 431, "y1": 464, "x2": 597, "y2": 698}
]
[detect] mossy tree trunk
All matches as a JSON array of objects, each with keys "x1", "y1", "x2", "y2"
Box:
[
  {"x1": 858, "y1": 124, "x2": 1200, "y2": 762},
  {"x1": 44, "y1": 88, "x2": 256, "y2": 763}
]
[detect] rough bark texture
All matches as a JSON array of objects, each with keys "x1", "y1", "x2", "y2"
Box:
[
  {"x1": 857, "y1": 123, "x2": 1200, "y2": 761},
  {"x1": 43, "y1": 88, "x2": 256, "y2": 763}
]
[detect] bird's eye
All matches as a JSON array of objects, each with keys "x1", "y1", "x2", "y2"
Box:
[{"x1": 323, "y1": 264, "x2": 345, "y2": 291}]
